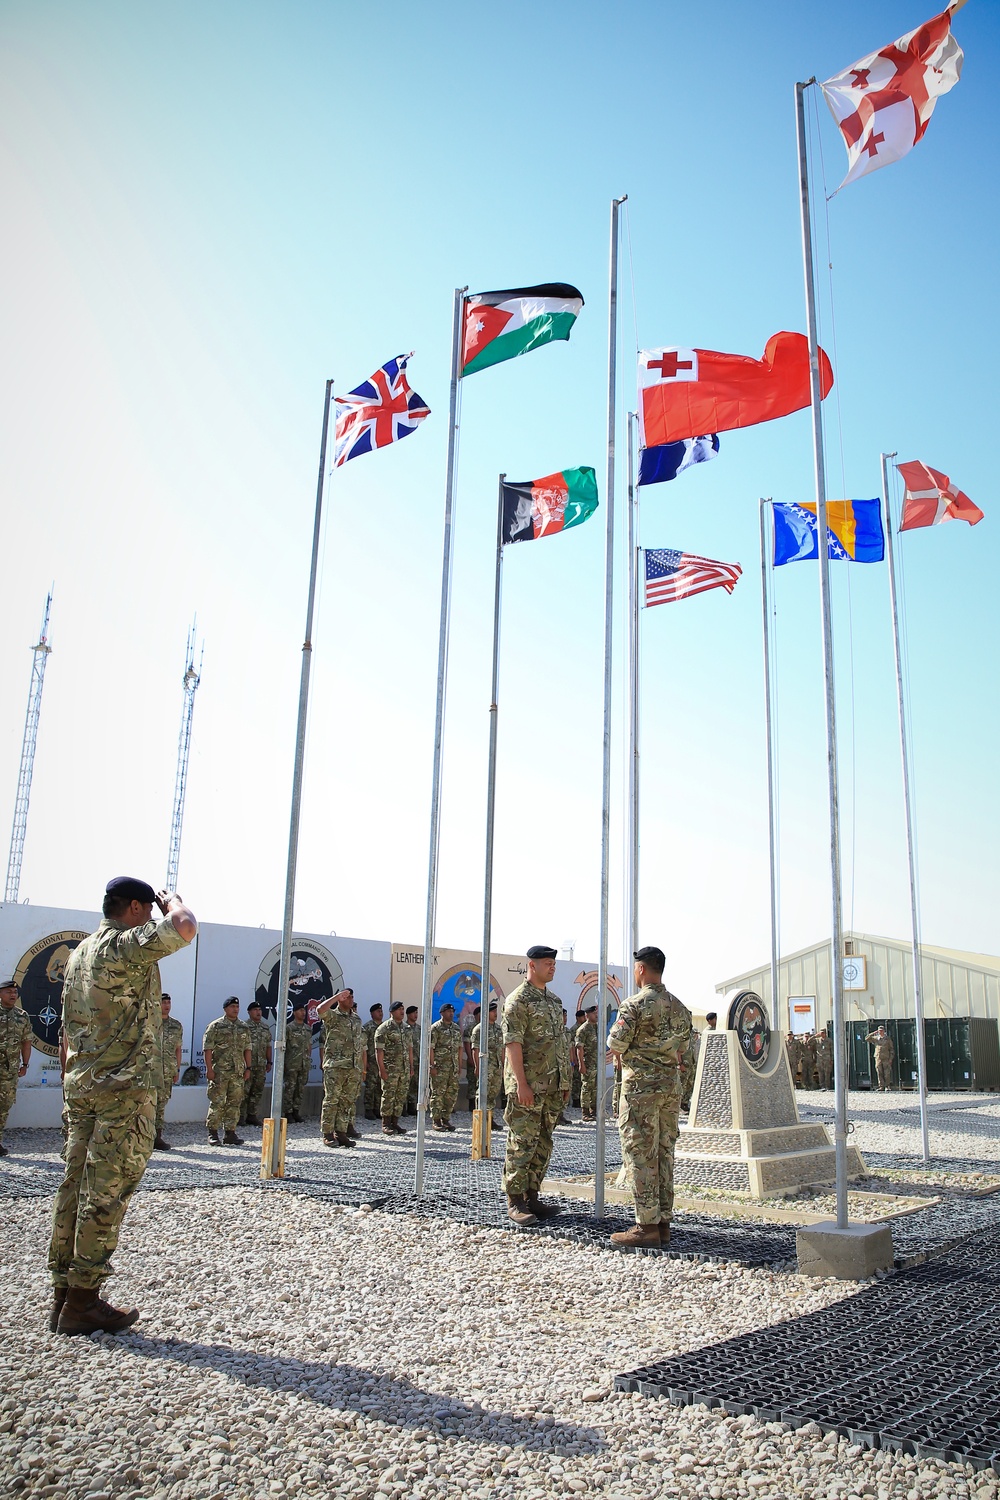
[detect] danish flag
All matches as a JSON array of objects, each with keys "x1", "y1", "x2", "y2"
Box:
[
  {"x1": 821, "y1": 3, "x2": 965, "y2": 190},
  {"x1": 333, "y1": 353, "x2": 431, "y2": 467}
]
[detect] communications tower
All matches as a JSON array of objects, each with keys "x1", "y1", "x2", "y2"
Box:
[
  {"x1": 165, "y1": 620, "x2": 203, "y2": 892},
  {"x1": 5, "y1": 591, "x2": 54, "y2": 903}
]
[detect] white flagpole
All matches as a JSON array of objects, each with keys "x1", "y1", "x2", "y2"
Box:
[
  {"x1": 595, "y1": 194, "x2": 626, "y2": 1219},
  {"x1": 795, "y1": 82, "x2": 849, "y2": 1229},
  {"x1": 759, "y1": 499, "x2": 780, "y2": 1036},
  {"x1": 881, "y1": 451, "x2": 931, "y2": 1161},
  {"x1": 414, "y1": 287, "x2": 467, "y2": 1195},
  {"x1": 476, "y1": 473, "x2": 506, "y2": 1154},
  {"x1": 269, "y1": 379, "x2": 333, "y2": 1174},
  {"x1": 626, "y1": 413, "x2": 640, "y2": 960}
]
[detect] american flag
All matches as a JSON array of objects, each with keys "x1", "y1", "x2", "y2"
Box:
[
  {"x1": 333, "y1": 353, "x2": 430, "y2": 467},
  {"x1": 644, "y1": 548, "x2": 742, "y2": 606}
]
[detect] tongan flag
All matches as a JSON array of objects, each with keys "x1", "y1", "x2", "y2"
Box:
[
  {"x1": 333, "y1": 354, "x2": 430, "y2": 467},
  {"x1": 822, "y1": 4, "x2": 964, "y2": 190},
  {"x1": 462, "y1": 284, "x2": 584, "y2": 377},
  {"x1": 644, "y1": 549, "x2": 742, "y2": 606},
  {"x1": 897, "y1": 460, "x2": 983, "y2": 530},
  {"x1": 772, "y1": 500, "x2": 885, "y2": 566},
  {"x1": 501, "y1": 467, "x2": 598, "y2": 545},
  {"x1": 638, "y1": 434, "x2": 720, "y2": 487},
  {"x1": 638, "y1": 333, "x2": 833, "y2": 447}
]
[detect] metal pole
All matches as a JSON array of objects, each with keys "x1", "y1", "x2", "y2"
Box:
[
  {"x1": 881, "y1": 450, "x2": 931, "y2": 1161},
  {"x1": 596, "y1": 193, "x2": 626, "y2": 1219},
  {"x1": 759, "y1": 499, "x2": 780, "y2": 1036},
  {"x1": 626, "y1": 413, "x2": 640, "y2": 959},
  {"x1": 415, "y1": 287, "x2": 467, "y2": 1194},
  {"x1": 795, "y1": 81, "x2": 848, "y2": 1229},
  {"x1": 476, "y1": 474, "x2": 506, "y2": 1152},
  {"x1": 270, "y1": 378, "x2": 333, "y2": 1172}
]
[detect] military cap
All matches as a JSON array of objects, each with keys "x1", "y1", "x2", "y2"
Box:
[
  {"x1": 291, "y1": 999, "x2": 306, "y2": 1012},
  {"x1": 370, "y1": 1003, "x2": 383, "y2": 1016},
  {"x1": 247, "y1": 999, "x2": 262, "y2": 1012},
  {"x1": 0, "y1": 978, "x2": 18, "y2": 990},
  {"x1": 584, "y1": 1004, "x2": 598, "y2": 1015},
  {"x1": 223, "y1": 996, "x2": 240, "y2": 1008},
  {"x1": 473, "y1": 1006, "x2": 481, "y2": 1017},
  {"x1": 526, "y1": 944, "x2": 558, "y2": 960},
  {"x1": 389, "y1": 1000, "x2": 404, "y2": 1013},
  {"x1": 405, "y1": 1005, "x2": 418, "y2": 1016},
  {"x1": 634, "y1": 945, "x2": 666, "y2": 971},
  {"x1": 440, "y1": 1001, "x2": 455, "y2": 1013},
  {"x1": 106, "y1": 875, "x2": 156, "y2": 904},
  {"x1": 488, "y1": 1000, "x2": 498, "y2": 1011}
]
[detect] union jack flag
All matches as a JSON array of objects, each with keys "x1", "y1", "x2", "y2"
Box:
[{"x1": 333, "y1": 353, "x2": 431, "y2": 467}]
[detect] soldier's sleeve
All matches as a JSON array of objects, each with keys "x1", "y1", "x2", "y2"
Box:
[
  {"x1": 20, "y1": 1012, "x2": 33, "y2": 1046},
  {"x1": 607, "y1": 1002, "x2": 637, "y2": 1055},
  {"x1": 115, "y1": 915, "x2": 189, "y2": 966},
  {"x1": 203, "y1": 1020, "x2": 219, "y2": 1050},
  {"x1": 501, "y1": 993, "x2": 526, "y2": 1048}
]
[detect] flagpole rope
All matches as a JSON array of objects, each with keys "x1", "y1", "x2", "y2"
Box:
[
  {"x1": 767, "y1": 540, "x2": 782, "y2": 993},
  {"x1": 623, "y1": 202, "x2": 640, "y2": 357},
  {"x1": 891, "y1": 465, "x2": 923, "y2": 933}
]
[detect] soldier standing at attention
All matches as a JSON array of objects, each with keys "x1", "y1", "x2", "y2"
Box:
[
  {"x1": 363, "y1": 1004, "x2": 383, "y2": 1119},
  {"x1": 464, "y1": 1006, "x2": 480, "y2": 1111},
  {"x1": 802, "y1": 1032, "x2": 818, "y2": 1089},
  {"x1": 574, "y1": 1004, "x2": 599, "y2": 1121},
  {"x1": 240, "y1": 999, "x2": 272, "y2": 1127},
  {"x1": 608, "y1": 945, "x2": 692, "y2": 1250},
  {"x1": 785, "y1": 1031, "x2": 803, "y2": 1087},
  {"x1": 429, "y1": 1001, "x2": 462, "y2": 1131},
  {"x1": 283, "y1": 999, "x2": 314, "y2": 1122},
  {"x1": 815, "y1": 1028, "x2": 833, "y2": 1090},
  {"x1": 153, "y1": 993, "x2": 184, "y2": 1151},
  {"x1": 49, "y1": 878, "x2": 196, "y2": 1336},
  {"x1": 375, "y1": 1000, "x2": 411, "y2": 1135},
  {"x1": 404, "y1": 1004, "x2": 420, "y2": 1115},
  {"x1": 570, "y1": 1009, "x2": 585, "y2": 1107},
  {"x1": 0, "y1": 979, "x2": 32, "y2": 1156},
  {"x1": 866, "y1": 1026, "x2": 895, "y2": 1091},
  {"x1": 203, "y1": 997, "x2": 251, "y2": 1145},
  {"x1": 316, "y1": 987, "x2": 362, "y2": 1146},
  {"x1": 471, "y1": 1000, "x2": 504, "y2": 1129},
  {"x1": 501, "y1": 944, "x2": 568, "y2": 1228}
]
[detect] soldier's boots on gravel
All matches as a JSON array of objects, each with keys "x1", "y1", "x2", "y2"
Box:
[
  {"x1": 506, "y1": 1195, "x2": 539, "y2": 1228},
  {"x1": 610, "y1": 1223, "x2": 661, "y2": 1249},
  {"x1": 56, "y1": 1287, "x2": 140, "y2": 1336}
]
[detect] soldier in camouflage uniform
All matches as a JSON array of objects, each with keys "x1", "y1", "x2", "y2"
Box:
[
  {"x1": 0, "y1": 979, "x2": 32, "y2": 1156},
  {"x1": 470, "y1": 1000, "x2": 504, "y2": 1128},
  {"x1": 574, "y1": 1005, "x2": 599, "y2": 1120},
  {"x1": 375, "y1": 1000, "x2": 412, "y2": 1135},
  {"x1": 501, "y1": 945, "x2": 569, "y2": 1227},
  {"x1": 785, "y1": 1032, "x2": 803, "y2": 1087},
  {"x1": 463, "y1": 1007, "x2": 480, "y2": 1110},
  {"x1": 203, "y1": 997, "x2": 251, "y2": 1144},
  {"x1": 283, "y1": 1000, "x2": 314, "y2": 1122},
  {"x1": 801, "y1": 1032, "x2": 818, "y2": 1089},
  {"x1": 362, "y1": 1004, "x2": 383, "y2": 1119},
  {"x1": 404, "y1": 1005, "x2": 420, "y2": 1115},
  {"x1": 866, "y1": 1026, "x2": 895, "y2": 1091},
  {"x1": 240, "y1": 999, "x2": 272, "y2": 1126},
  {"x1": 153, "y1": 993, "x2": 184, "y2": 1150},
  {"x1": 815, "y1": 1028, "x2": 833, "y2": 1090},
  {"x1": 316, "y1": 987, "x2": 363, "y2": 1146},
  {"x1": 49, "y1": 877, "x2": 195, "y2": 1336},
  {"x1": 429, "y1": 1001, "x2": 462, "y2": 1130},
  {"x1": 607, "y1": 945, "x2": 692, "y2": 1250},
  {"x1": 570, "y1": 1009, "x2": 584, "y2": 1107}
]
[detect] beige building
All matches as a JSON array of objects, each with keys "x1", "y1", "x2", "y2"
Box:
[{"x1": 716, "y1": 931, "x2": 1000, "y2": 1034}]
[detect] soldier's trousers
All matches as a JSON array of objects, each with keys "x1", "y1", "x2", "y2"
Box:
[
  {"x1": 154, "y1": 1075, "x2": 174, "y2": 1136},
  {"x1": 49, "y1": 1086, "x2": 155, "y2": 1289},
  {"x1": 472, "y1": 1065, "x2": 501, "y2": 1113},
  {"x1": 284, "y1": 1060, "x2": 310, "y2": 1116},
  {"x1": 580, "y1": 1066, "x2": 598, "y2": 1117},
  {"x1": 613, "y1": 1069, "x2": 622, "y2": 1116},
  {"x1": 207, "y1": 1072, "x2": 244, "y2": 1132},
  {"x1": 241, "y1": 1063, "x2": 267, "y2": 1123},
  {"x1": 817, "y1": 1063, "x2": 833, "y2": 1089},
  {"x1": 571, "y1": 1067, "x2": 582, "y2": 1108},
  {"x1": 501, "y1": 1083, "x2": 563, "y2": 1196},
  {"x1": 380, "y1": 1069, "x2": 408, "y2": 1119},
  {"x1": 0, "y1": 1073, "x2": 18, "y2": 1137},
  {"x1": 364, "y1": 1064, "x2": 382, "y2": 1118},
  {"x1": 618, "y1": 1087, "x2": 681, "y2": 1225},
  {"x1": 320, "y1": 1066, "x2": 354, "y2": 1135},
  {"x1": 406, "y1": 1057, "x2": 420, "y2": 1113},
  {"x1": 464, "y1": 1060, "x2": 477, "y2": 1109},
  {"x1": 430, "y1": 1067, "x2": 458, "y2": 1121},
  {"x1": 875, "y1": 1059, "x2": 893, "y2": 1090}
]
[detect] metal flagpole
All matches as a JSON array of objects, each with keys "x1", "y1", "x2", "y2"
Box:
[
  {"x1": 476, "y1": 474, "x2": 506, "y2": 1155},
  {"x1": 881, "y1": 450, "x2": 931, "y2": 1162},
  {"x1": 626, "y1": 413, "x2": 640, "y2": 960},
  {"x1": 270, "y1": 378, "x2": 334, "y2": 1175},
  {"x1": 415, "y1": 287, "x2": 467, "y2": 1194},
  {"x1": 759, "y1": 499, "x2": 780, "y2": 1036},
  {"x1": 595, "y1": 193, "x2": 626, "y2": 1219},
  {"x1": 795, "y1": 81, "x2": 849, "y2": 1230}
]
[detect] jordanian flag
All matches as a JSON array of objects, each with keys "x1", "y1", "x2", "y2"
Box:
[
  {"x1": 463, "y1": 283, "x2": 584, "y2": 376},
  {"x1": 501, "y1": 467, "x2": 598, "y2": 545}
]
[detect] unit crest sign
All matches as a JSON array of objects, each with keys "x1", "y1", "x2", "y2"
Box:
[{"x1": 13, "y1": 931, "x2": 89, "y2": 1057}]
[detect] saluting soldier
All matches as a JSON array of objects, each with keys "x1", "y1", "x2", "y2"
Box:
[
  {"x1": 404, "y1": 1004, "x2": 420, "y2": 1116},
  {"x1": 429, "y1": 1000, "x2": 462, "y2": 1131},
  {"x1": 153, "y1": 993, "x2": 184, "y2": 1150},
  {"x1": 501, "y1": 944, "x2": 568, "y2": 1228},
  {"x1": 470, "y1": 1000, "x2": 504, "y2": 1129},
  {"x1": 283, "y1": 999, "x2": 314, "y2": 1122},
  {"x1": 240, "y1": 999, "x2": 272, "y2": 1126},
  {"x1": 203, "y1": 997, "x2": 251, "y2": 1145},
  {"x1": 0, "y1": 979, "x2": 32, "y2": 1157},
  {"x1": 815, "y1": 1028, "x2": 833, "y2": 1090},
  {"x1": 375, "y1": 1000, "x2": 412, "y2": 1135},
  {"x1": 316, "y1": 987, "x2": 363, "y2": 1147},
  {"x1": 362, "y1": 1004, "x2": 384, "y2": 1119},
  {"x1": 608, "y1": 945, "x2": 692, "y2": 1250},
  {"x1": 866, "y1": 1026, "x2": 895, "y2": 1091},
  {"x1": 574, "y1": 1004, "x2": 599, "y2": 1120}
]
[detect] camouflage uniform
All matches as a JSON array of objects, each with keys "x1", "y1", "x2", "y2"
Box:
[
  {"x1": 375, "y1": 1017, "x2": 411, "y2": 1120},
  {"x1": 463, "y1": 1021, "x2": 478, "y2": 1110},
  {"x1": 320, "y1": 1007, "x2": 364, "y2": 1137},
  {"x1": 429, "y1": 1017, "x2": 462, "y2": 1122},
  {"x1": 867, "y1": 1030, "x2": 895, "y2": 1090},
  {"x1": 500, "y1": 980, "x2": 565, "y2": 1197},
  {"x1": 470, "y1": 1018, "x2": 502, "y2": 1112},
  {"x1": 607, "y1": 982, "x2": 692, "y2": 1227},
  {"x1": 815, "y1": 1031, "x2": 833, "y2": 1089},
  {"x1": 241, "y1": 1016, "x2": 272, "y2": 1123},
  {"x1": 0, "y1": 1003, "x2": 32, "y2": 1140},
  {"x1": 203, "y1": 1014, "x2": 250, "y2": 1132},
  {"x1": 679, "y1": 1032, "x2": 699, "y2": 1112},
  {"x1": 405, "y1": 1021, "x2": 421, "y2": 1114},
  {"x1": 575, "y1": 1019, "x2": 599, "y2": 1118},
  {"x1": 283, "y1": 1017, "x2": 314, "y2": 1117},
  {"x1": 786, "y1": 1034, "x2": 803, "y2": 1087},
  {"x1": 362, "y1": 1018, "x2": 383, "y2": 1118},
  {"x1": 801, "y1": 1033, "x2": 818, "y2": 1089},
  {"x1": 48, "y1": 915, "x2": 188, "y2": 1291},
  {"x1": 154, "y1": 1015, "x2": 184, "y2": 1137}
]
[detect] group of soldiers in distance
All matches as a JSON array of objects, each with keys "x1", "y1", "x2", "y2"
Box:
[{"x1": 783, "y1": 1024, "x2": 896, "y2": 1091}]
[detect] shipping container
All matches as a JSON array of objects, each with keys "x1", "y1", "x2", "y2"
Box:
[{"x1": 843, "y1": 1017, "x2": 1000, "y2": 1091}]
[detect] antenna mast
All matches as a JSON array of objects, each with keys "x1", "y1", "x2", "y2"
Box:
[
  {"x1": 165, "y1": 620, "x2": 203, "y2": 892},
  {"x1": 5, "y1": 591, "x2": 54, "y2": 903}
]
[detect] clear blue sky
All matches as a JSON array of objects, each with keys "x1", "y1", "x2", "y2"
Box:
[{"x1": 1, "y1": 0, "x2": 996, "y2": 1009}]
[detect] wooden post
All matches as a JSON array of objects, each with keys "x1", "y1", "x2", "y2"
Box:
[{"x1": 260, "y1": 1116, "x2": 287, "y2": 1179}]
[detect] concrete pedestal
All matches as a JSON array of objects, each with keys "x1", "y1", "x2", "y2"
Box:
[{"x1": 796, "y1": 1220, "x2": 894, "y2": 1279}]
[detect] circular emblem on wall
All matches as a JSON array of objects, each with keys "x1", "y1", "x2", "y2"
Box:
[
  {"x1": 254, "y1": 939, "x2": 343, "y2": 1034},
  {"x1": 13, "y1": 930, "x2": 89, "y2": 1057},
  {"x1": 727, "y1": 989, "x2": 770, "y2": 1070},
  {"x1": 432, "y1": 965, "x2": 504, "y2": 1028}
]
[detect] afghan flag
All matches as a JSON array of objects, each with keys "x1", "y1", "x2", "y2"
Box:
[
  {"x1": 501, "y1": 467, "x2": 598, "y2": 545},
  {"x1": 463, "y1": 284, "x2": 584, "y2": 376}
]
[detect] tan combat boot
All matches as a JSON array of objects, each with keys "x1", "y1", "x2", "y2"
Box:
[
  {"x1": 336, "y1": 1131, "x2": 355, "y2": 1148},
  {"x1": 610, "y1": 1223, "x2": 661, "y2": 1249},
  {"x1": 507, "y1": 1195, "x2": 539, "y2": 1228},
  {"x1": 48, "y1": 1289, "x2": 67, "y2": 1332},
  {"x1": 659, "y1": 1223, "x2": 671, "y2": 1247},
  {"x1": 526, "y1": 1189, "x2": 561, "y2": 1220},
  {"x1": 56, "y1": 1287, "x2": 140, "y2": 1336}
]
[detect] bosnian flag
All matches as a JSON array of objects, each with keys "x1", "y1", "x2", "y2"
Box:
[
  {"x1": 638, "y1": 434, "x2": 719, "y2": 487},
  {"x1": 501, "y1": 467, "x2": 598, "y2": 545},
  {"x1": 333, "y1": 354, "x2": 430, "y2": 467},
  {"x1": 462, "y1": 284, "x2": 584, "y2": 377},
  {"x1": 897, "y1": 460, "x2": 983, "y2": 530},
  {"x1": 639, "y1": 334, "x2": 832, "y2": 448},
  {"x1": 821, "y1": 4, "x2": 965, "y2": 191}
]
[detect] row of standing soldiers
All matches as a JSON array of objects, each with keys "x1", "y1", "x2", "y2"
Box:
[{"x1": 784, "y1": 1030, "x2": 834, "y2": 1090}]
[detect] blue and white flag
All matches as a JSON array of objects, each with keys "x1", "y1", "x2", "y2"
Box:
[{"x1": 638, "y1": 433, "x2": 719, "y2": 487}]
